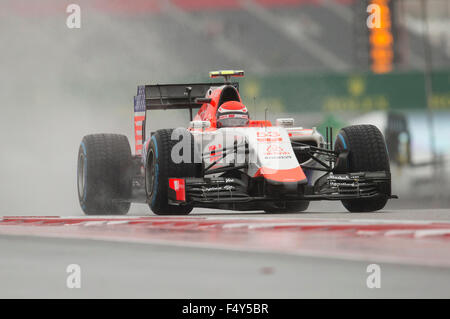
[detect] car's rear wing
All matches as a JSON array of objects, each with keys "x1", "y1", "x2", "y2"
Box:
[
  {"x1": 134, "y1": 82, "x2": 239, "y2": 111},
  {"x1": 133, "y1": 82, "x2": 239, "y2": 155}
]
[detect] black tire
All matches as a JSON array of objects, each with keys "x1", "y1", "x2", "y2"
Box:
[
  {"x1": 145, "y1": 129, "x2": 199, "y2": 215},
  {"x1": 264, "y1": 200, "x2": 310, "y2": 213},
  {"x1": 77, "y1": 134, "x2": 132, "y2": 215},
  {"x1": 334, "y1": 125, "x2": 390, "y2": 212}
]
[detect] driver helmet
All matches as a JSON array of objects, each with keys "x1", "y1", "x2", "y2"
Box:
[{"x1": 216, "y1": 101, "x2": 250, "y2": 128}]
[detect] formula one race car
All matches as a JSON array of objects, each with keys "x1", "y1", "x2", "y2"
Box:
[{"x1": 77, "y1": 70, "x2": 396, "y2": 215}]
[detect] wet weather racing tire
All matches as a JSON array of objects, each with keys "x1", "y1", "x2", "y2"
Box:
[
  {"x1": 334, "y1": 125, "x2": 390, "y2": 212},
  {"x1": 264, "y1": 200, "x2": 310, "y2": 213},
  {"x1": 145, "y1": 129, "x2": 199, "y2": 215},
  {"x1": 77, "y1": 134, "x2": 132, "y2": 215}
]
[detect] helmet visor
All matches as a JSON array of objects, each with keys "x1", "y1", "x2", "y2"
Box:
[{"x1": 217, "y1": 114, "x2": 249, "y2": 128}]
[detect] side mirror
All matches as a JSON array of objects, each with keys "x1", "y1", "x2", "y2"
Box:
[
  {"x1": 190, "y1": 121, "x2": 211, "y2": 130},
  {"x1": 276, "y1": 118, "x2": 294, "y2": 127},
  {"x1": 195, "y1": 98, "x2": 212, "y2": 104}
]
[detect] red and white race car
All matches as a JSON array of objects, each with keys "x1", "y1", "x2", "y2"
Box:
[{"x1": 77, "y1": 70, "x2": 395, "y2": 215}]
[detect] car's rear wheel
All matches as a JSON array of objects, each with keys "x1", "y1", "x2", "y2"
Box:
[
  {"x1": 334, "y1": 125, "x2": 390, "y2": 212},
  {"x1": 77, "y1": 134, "x2": 132, "y2": 215},
  {"x1": 145, "y1": 129, "x2": 200, "y2": 215}
]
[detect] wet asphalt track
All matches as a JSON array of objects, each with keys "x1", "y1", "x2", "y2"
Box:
[{"x1": 1, "y1": 206, "x2": 450, "y2": 298}]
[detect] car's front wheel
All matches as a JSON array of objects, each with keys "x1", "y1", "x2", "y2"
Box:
[
  {"x1": 334, "y1": 125, "x2": 391, "y2": 212},
  {"x1": 145, "y1": 129, "x2": 200, "y2": 215}
]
